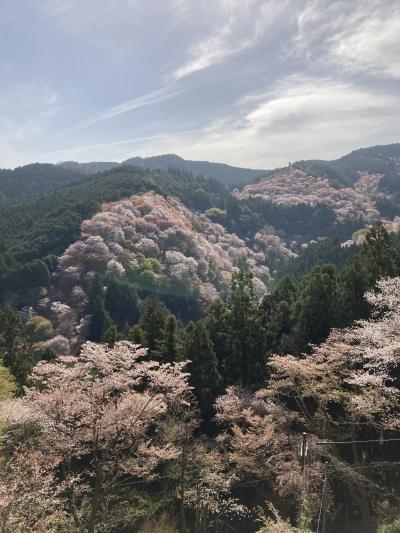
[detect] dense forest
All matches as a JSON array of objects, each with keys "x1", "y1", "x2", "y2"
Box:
[{"x1": 1, "y1": 144, "x2": 400, "y2": 532}]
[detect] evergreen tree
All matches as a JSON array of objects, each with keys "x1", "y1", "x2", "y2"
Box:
[
  {"x1": 184, "y1": 320, "x2": 220, "y2": 418},
  {"x1": 204, "y1": 299, "x2": 228, "y2": 375},
  {"x1": 88, "y1": 274, "x2": 104, "y2": 311},
  {"x1": 338, "y1": 255, "x2": 370, "y2": 324},
  {"x1": 139, "y1": 296, "x2": 168, "y2": 354},
  {"x1": 361, "y1": 223, "x2": 399, "y2": 283},
  {"x1": 161, "y1": 315, "x2": 180, "y2": 363},
  {"x1": 105, "y1": 278, "x2": 139, "y2": 329},
  {"x1": 128, "y1": 324, "x2": 144, "y2": 344},
  {"x1": 225, "y1": 270, "x2": 264, "y2": 387},
  {"x1": 102, "y1": 325, "x2": 121, "y2": 347},
  {"x1": 264, "y1": 300, "x2": 292, "y2": 355},
  {"x1": 292, "y1": 265, "x2": 338, "y2": 352},
  {"x1": 0, "y1": 306, "x2": 48, "y2": 388},
  {"x1": 272, "y1": 274, "x2": 297, "y2": 303},
  {"x1": 89, "y1": 295, "x2": 112, "y2": 342},
  {"x1": 0, "y1": 305, "x2": 22, "y2": 369}
]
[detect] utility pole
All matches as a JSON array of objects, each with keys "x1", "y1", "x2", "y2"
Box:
[
  {"x1": 299, "y1": 433, "x2": 308, "y2": 531},
  {"x1": 301, "y1": 432, "x2": 307, "y2": 473}
]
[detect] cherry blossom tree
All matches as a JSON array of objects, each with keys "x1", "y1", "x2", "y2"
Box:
[
  {"x1": 2, "y1": 341, "x2": 192, "y2": 532},
  {"x1": 0, "y1": 448, "x2": 75, "y2": 533}
]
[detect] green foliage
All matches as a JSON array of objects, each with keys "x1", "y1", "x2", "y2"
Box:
[
  {"x1": 127, "y1": 254, "x2": 165, "y2": 291},
  {"x1": 204, "y1": 207, "x2": 227, "y2": 224},
  {"x1": 278, "y1": 237, "x2": 358, "y2": 280},
  {"x1": 204, "y1": 270, "x2": 265, "y2": 388},
  {"x1": 378, "y1": 518, "x2": 400, "y2": 533},
  {"x1": 0, "y1": 163, "x2": 83, "y2": 206},
  {"x1": 102, "y1": 325, "x2": 121, "y2": 347},
  {"x1": 128, "y1": 324, "x2": 145, "y2": 344},
  {"x1": 296, "y1": 143, "x2": 400, "y2": 186},
  {"x1": 184, "y1": 320, "x2": 220, "y2": 417},
  {"x1": 160, "y1": 315, "x2": 180, "y2": 363},
  {"x1": 226, "y1": 270, "x2": 265, "y2": 387},
  {"x1": 105, "y1": 277, "x2": 140, "y2": 329},
  {"x1": 297, "y1": 499, "x2": 313, "y2": 533},
  {"x1": 89, "y1": 295, "x2": 113, "y2": 343},
  {"x1": 24, "y1": 316, "x2": 54, "y2": 343},
  {"x1": 0, "y1": 259, "x2": 50, "y2": 295},
  {"x1": 292, "y1": 264, "x2": 338, "y2": 351},
  {"x1": 0, "y1": 306, "x2": 23, "y2": 368},
  {"x1": 0, "y1": 363, "x2": 17, "y2": 399},
  {"x1": 139, "y1": 296, "x2": 168, "y2": 354},
  {"x1": 203, "y1": 225, "x2": 400, "y2": 392},
  {"x1": 0, "y1": 306, "x2": 53, "y2": 388}
]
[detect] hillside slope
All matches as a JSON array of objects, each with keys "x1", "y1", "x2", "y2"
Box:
[
  {"x1": 0, "y1": 167, "x2": 227, "y2": 300},
  {"x1": 0, "y1": 163, "x2": 83, "y2": 207},
  {"x1": 42, "y1": 192, "x2": 270, "y2": 352}
]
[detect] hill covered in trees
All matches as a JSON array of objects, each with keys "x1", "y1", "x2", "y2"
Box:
[
  {"x1": 2, "y1": 224, "x2": 400, "y2": 531},
  {"x1": 0, "y1": 163, "x2": 84, "y2": 207},
  {"x1": 1, "y1": 143, "x2": 400, "y2": 531},
  {"x1": 296, "y1": 143, "x2": 400, "y2": 186},
  {"x1": 59, "y1": 154, "x2": 268, "y2": 186}
]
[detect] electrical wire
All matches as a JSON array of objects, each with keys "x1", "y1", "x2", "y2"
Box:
[{"x1": 316, "y1": 437, "x2": 400, "y2": 445}]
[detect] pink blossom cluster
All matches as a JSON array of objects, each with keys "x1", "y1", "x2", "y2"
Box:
[
  {"x1": 53, "y1": 190, "x2": 269, "y2": 309},
  {"x1": 236, "y1": 168, "x2": 380, "y2": 222},
  {"x1": 354, "y1": 172, "x2": 385, "y2": 198}
]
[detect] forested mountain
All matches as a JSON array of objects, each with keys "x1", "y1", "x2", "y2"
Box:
[
  {"x1": 2, "y1": 143, "x2": 399, "y2": 210},
  {"x1": 59, "y1": 153, "x2": 268, "y2": 186},
  {"x1": 58, "y1": 160, "x2": 119, "y2": 176},
  {"x1": 295, "y1": 142, "x2": 400, "y2": 186},
  {"x1": 122, "y1": 154, "x2": 268, "y2": 185},
  {"x1": 2, "y1": 143, "x2": 400, "y2": 532},
  {"x1": 0, "y1": 163, "x2": 83, "y2": 206}
]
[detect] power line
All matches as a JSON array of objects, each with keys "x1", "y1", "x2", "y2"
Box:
[{"x1": 316, "y1": 437, "x2": 400, "y2": 445}]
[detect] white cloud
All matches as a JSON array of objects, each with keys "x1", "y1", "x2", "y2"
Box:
[
  {"x1": 330, "y1": 3, "x2": 400, "y2": 79},
  {"x1": 123, "y1": 76, "x2": 400, "y2": 168},
  {"x1": 294, "y1": 0, "x2": 400, "y2": 80},
  {"x1": 19, "y1": 75, "x2": 400, "y2": 170}
]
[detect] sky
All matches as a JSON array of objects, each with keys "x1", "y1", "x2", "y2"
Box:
[{"x1": 1, "y1": 0, "x2": 399, "y2": 169}]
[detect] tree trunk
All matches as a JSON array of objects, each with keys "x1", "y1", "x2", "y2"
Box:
[
  {"x1": 179, "y1": 441, "x2": 188, "y2": 533},
  {"x1": 87, "y1": 454, "x2": 103, "y2": 533},
  {"x1": 351, "y1": 427, "x2": 370, "y2": 531}
]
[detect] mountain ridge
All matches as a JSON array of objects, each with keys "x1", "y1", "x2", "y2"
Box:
[
  {"x1": 1, "y1": 143, "x2": 399, "y2": 208},
  {"x1": 59, "y1": 153, "x2": 268, "y2": 186}
]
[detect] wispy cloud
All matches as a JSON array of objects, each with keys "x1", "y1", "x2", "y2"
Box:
[
  {"x1": 76, "y1": 86, "x2": 181, "y2": 129},
  {"x1": 170, "y1": 0, "x2": 285, "y2": 81},
  {"x1": 294, "y1": 0, "x2": 400, "y2": 79},
  {"x1": 40, "y1": 127, "x2": 203, "y2": 160},
  {"x1": 330, "y1": 2, "x2": 400, "y2": 79},
  {"x1": 0, "y1": 82, "x2": 59, "y2": 167},
  {"x1": 129, "y1": 76, "x2": 400, "y2": 168},
  {"x1": 0, "y1": 83, "x2": 59, "y2": 142}
]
